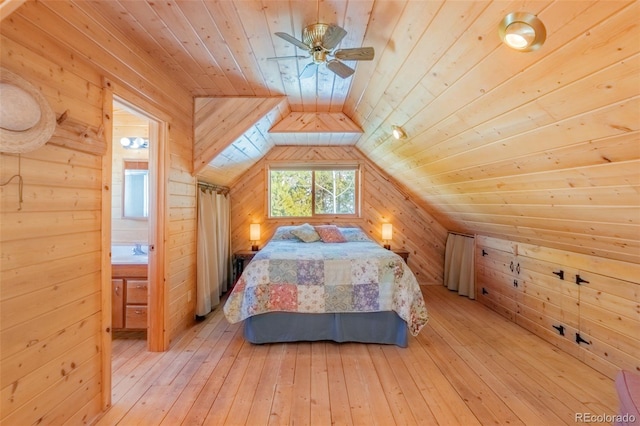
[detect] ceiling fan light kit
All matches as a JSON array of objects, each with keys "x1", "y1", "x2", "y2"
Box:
[
  {"x1": 498, "y1": 12, "x2": 546, "y2": 52},
  {"x1": 271, "y1": 23, "x2": 374, "y2": 79}
]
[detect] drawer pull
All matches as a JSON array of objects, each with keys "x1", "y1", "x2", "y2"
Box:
[
  {"x1": 552, "y1": 270, "x2": 564, "y2": 280},
  {"x1": 136, "y1": 285, "x2": 146, "y2": 289},
  {"x1": 135, "y1": 310, "x2": 144, "y2": 315}
]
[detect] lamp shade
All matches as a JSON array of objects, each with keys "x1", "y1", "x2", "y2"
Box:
[
  {"x1": 382, "y1": 223, "x2": 393, "y2": 240},
  {"x1": 250, "y1": 223, "x2": 261, "y2": 241}
]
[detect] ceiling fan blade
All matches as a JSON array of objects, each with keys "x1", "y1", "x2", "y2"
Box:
[
  {"x1": 274, "y1": 32, "x2": 310, "y2": 51},
  {"x1": 322, "y1": 25, "x2": 347, "y2": 50},
  {"x1": 334, "y1": 47, "x2": 375, "y2": 61},
  {"x1": 267, "y1": 55, "x2": 309, "y2": 61},
  {"x1": 326, "y1": 59, "x2": 355, "y2": 78},
  {"x1": 299, "y1": 62, "x2": 318, "y2": 79}
]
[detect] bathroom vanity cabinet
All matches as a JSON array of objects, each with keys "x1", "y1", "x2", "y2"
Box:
[{"x1": 112, "y1": 264, "x2": 148, "y2": 330}]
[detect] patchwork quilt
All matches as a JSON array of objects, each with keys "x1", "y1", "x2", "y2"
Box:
[{"x1": 223, "y1": 227, "x2": 429, "y2": 336}]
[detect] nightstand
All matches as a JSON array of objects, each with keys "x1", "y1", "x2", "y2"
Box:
[
  {"x1": 392, "y1": 249, "x2": 409, "y2": 263},
  {"x1": 233, "y1": 250, "x2": 257, "y2": 283}
]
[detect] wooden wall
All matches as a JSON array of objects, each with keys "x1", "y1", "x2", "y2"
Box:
[
  {"x1": 0, "y1": 1, "x2": 196, "y2": 424},
  {"x1": 229, "y1": 146, "x2": 448, "y2": 284},
  {"x1": 476, "y1": 235, "x2": 639, "y2": 379}
]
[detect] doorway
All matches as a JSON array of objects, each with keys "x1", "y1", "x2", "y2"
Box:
[{"x1": 109, "y1": 98, "x2": 165, "y2": 352}]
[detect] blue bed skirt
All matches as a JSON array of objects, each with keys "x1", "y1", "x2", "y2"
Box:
[{"x1": 243, "y1": 311, "x2": 408, "y2": 347}]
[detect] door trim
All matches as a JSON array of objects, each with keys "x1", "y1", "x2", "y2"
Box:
[{"x1": 101, "y1": 83, "x2": 169, "y2": 408}]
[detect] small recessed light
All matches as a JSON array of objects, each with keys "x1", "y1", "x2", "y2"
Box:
[
  {"x1": 392, "y1": 125, "x2": 407, "y2": 140},
  {"x1": 498, "y1": 12, "x2": 546, "y2": 52}
]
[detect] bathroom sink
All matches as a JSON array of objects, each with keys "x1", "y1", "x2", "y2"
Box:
[{"x1": 111, "y1": 245, "x2": 148, "y2": 264}]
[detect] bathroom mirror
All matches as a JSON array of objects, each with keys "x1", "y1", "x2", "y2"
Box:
[{"x1": 123, "y1": 160, "x2": 149, "y2": 218}]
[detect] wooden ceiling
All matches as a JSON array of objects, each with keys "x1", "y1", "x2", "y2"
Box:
[{"x1": 6, "y1": 0, "x2": 638, "y2": 263}]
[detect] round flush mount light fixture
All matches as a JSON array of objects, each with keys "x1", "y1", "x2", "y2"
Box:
[
  {"x1": 498, "y1": 12, "x2": 546, "y2": 52},
  {"x1": 392, "y1": 125, "x2": 407, "y2": 140}
]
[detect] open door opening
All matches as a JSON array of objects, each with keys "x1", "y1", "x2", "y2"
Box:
[{"x1": 109, "y1": 98, "x2": 165, "y2": 353}]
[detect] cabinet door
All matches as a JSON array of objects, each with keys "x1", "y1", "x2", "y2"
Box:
[
  {"x1": 476, "y1": 244, "x2": 519, "y2": 320},
  {"x1": 112, "y1": 279, "x2": 124, "y2": 329}
]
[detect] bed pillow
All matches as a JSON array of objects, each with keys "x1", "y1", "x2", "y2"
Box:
[
  {"x1": 271, "y1": 226, "x2": 300, "y2": 241},
  {"x1": 315, "y1": 225, "x2": 347, "y2": 243},
  {"x1": 339, "y1": 227, "x2": 373, "y2": 242},
  {"x1": 290, "y1": 223, "x2": 321, "y2": 242}
]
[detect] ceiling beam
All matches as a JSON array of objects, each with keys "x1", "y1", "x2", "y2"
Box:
[{"x1": 193, "y1": 96, "x2": 285, "y2": 175}]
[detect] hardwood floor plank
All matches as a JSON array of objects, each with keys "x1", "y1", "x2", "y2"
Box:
[
  {"x1": 403, "y1": 333, "x2": 482, "y2": 425},
  {"x1": 244, "y1": 343, "x2": 286, "y2": 425},
  {"x1": 291, "y1": 342, "x2": 312, "y2": 424},
  {"x1": 310, "y1": 342, "x2": 332, "y2": 425},
  {"x1": 267, "y1": 343, "x2": 297, "y2": 425},
  {"x1": 98, "y1": 285, "x2": 618, "y2": 426},
  {"x1": 326, "y1": 342, "x2": 353, "y2": 425},
  {"x1": 188, "y1": 328, "x2": 251, "y2": 424},
  {"x1": 379, "y1": 345, "x2": 438, "y2": 424},
  {"x1": 340, "y1": 344, "x2": 377, "y2": 425},
  {"x1": 160, "y1": 321, "x2": 243, "y2": 425},
  {"x1": 368, "y1": 344, "x2": 421, "y2": 424}
]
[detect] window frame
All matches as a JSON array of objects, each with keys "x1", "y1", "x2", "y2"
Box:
[{"x1": 266, "y1": 162, "x2": 362, "y2": 219}]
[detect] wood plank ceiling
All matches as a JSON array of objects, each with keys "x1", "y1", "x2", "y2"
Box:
[{"x1": 54, "y1": 0, "x2": 638, "y2": 263}]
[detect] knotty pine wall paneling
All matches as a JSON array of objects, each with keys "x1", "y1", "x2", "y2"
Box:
[
  {"x1": 229, "y1": 146, "x2": 448, "y2": 284},
  {"x1": 0, "y1": 2, "x2": 196, "y2": 424}
]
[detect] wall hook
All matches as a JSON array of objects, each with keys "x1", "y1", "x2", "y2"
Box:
[
  {"x1": 482, "y1": 287, "x2": 488, "y2": 295},
  {"x1": 552, "y1": 270, "x2": 564, "y2": 280},
  {"x1": 482, "y1": 249, "x2": 488, "y2": 256},
  {"x1": 552, "y1": 324, "x2": 565, "y2": 336}
]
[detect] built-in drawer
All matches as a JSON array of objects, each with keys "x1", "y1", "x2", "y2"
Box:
[
  {"x1": 125, "y1": 305, "x2": 148, "y2": 329},
  {"x1": 126, "y1": 280, "x2": 148, "y2": 305}
]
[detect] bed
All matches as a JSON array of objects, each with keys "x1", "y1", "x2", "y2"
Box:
[{"x1": 223, "y1": 224, "x2": 428, "y2": 347}]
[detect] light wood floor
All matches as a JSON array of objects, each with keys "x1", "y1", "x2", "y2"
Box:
[{"x1": 97, "y1": 285, "x2": 618, "y2": 425}]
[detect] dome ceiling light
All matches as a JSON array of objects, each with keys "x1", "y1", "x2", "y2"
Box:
[
  {"x1": 392, "y1": 125, "x2": 407, "y2": 140},
  {"x1": 498, "y1": 12, "x2": 546, "y2": 52}
]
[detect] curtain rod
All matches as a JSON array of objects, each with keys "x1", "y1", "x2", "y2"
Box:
[
  {"x1": 198, "y1": 181, "x2": 230, "y2": 195},
  {"x1": 448, "y1": 231, "x2": 475, "y2": 238}
]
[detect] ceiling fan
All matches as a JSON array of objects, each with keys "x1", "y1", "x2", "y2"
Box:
[{"x1": 269, "y1": 23, "x2": 374, "y2": 79}]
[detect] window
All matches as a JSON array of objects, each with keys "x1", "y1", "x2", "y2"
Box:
[{"x1": 269, "y1": 165, "x2": 360, "y2": 218}]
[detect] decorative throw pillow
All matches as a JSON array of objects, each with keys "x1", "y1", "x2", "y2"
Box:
[
  {"x1": 291, "y1": 223, "x2": 321, "y2": 242},
  {"x1": 339, "y1": 227, "x2": 372, "y2": 242},
  {"x1": 271, "y1": 226, "x2": 299, "y2": 240},
  {"x1": 314, "y1": 225, "x2": 347, "y2": 243}
]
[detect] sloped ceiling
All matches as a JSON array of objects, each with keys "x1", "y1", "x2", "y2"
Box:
[{"x1": 8, "y1": 0, "x2": 638, "y2": 263}]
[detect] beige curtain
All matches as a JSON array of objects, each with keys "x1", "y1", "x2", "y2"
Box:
[
  {"x1": 196, "y1": 186, "x2": 230, "y2": 316},
  {"x1": 444, "y1": 233, "x2": 475, "y2": 299}
]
